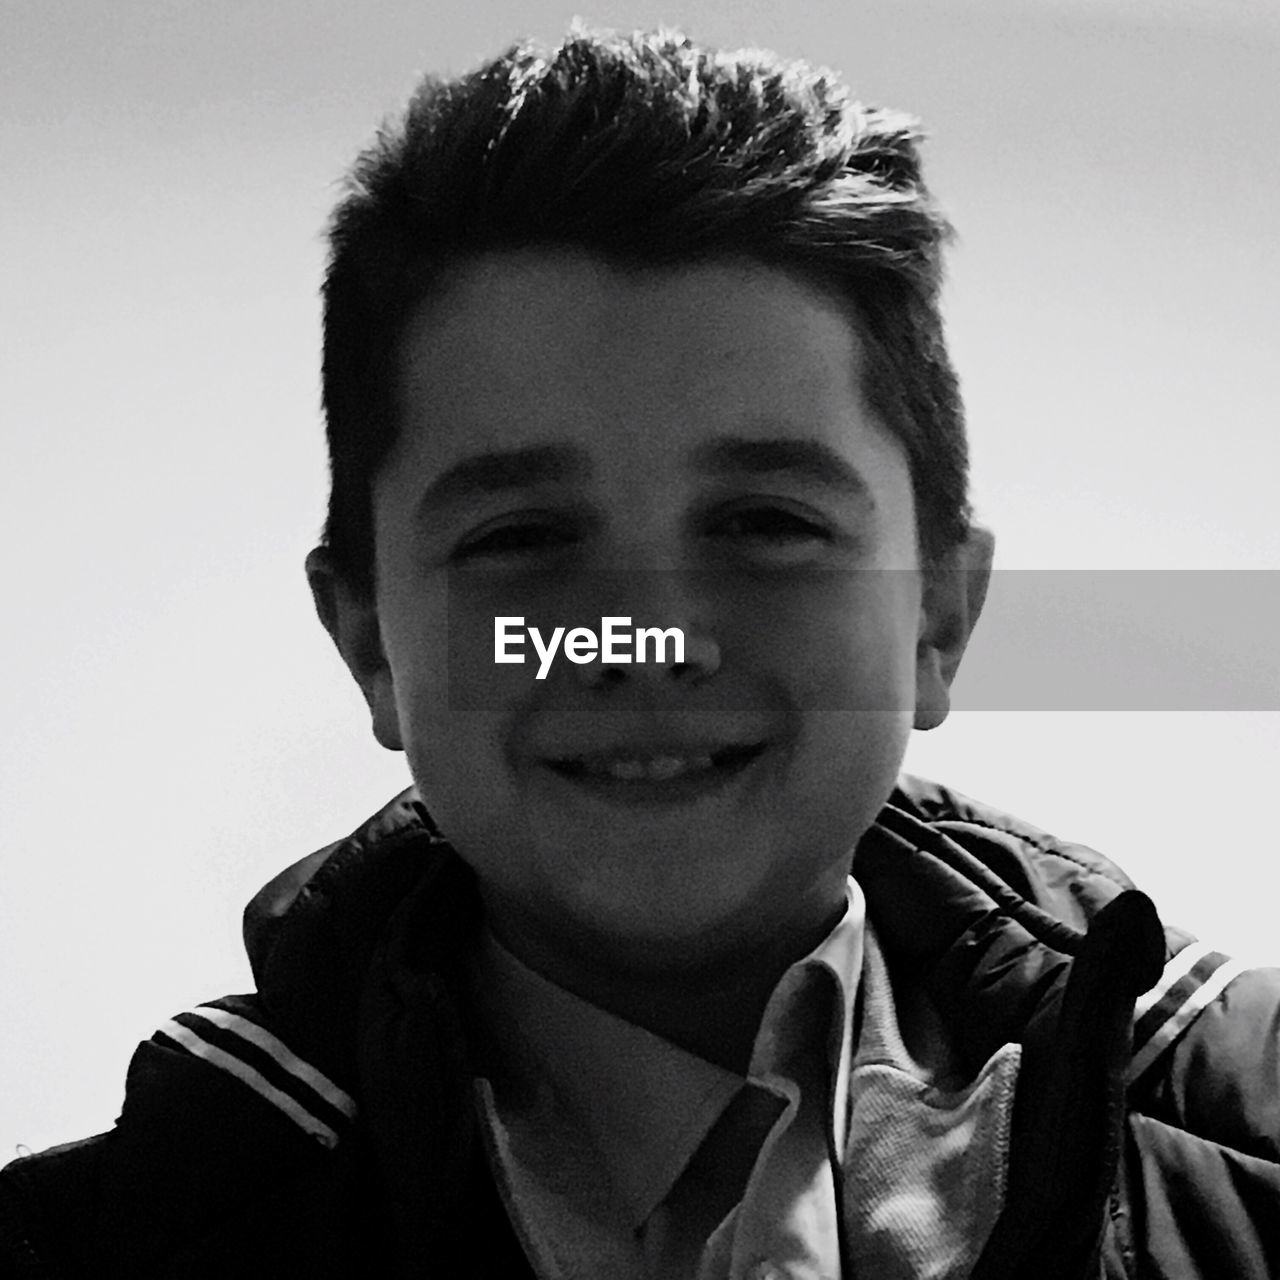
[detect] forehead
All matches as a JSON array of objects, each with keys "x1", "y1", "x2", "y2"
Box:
[{"x1": 385, "y1": 249, "x2": 907, "y2": 504}]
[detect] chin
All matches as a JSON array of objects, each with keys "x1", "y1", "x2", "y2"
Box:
[{"x1": 554, "y1": 842, "x2": 785, "y2": 940}]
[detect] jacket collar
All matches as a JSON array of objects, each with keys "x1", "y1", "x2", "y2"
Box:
[
  {"x1": 240, "y1": 781, "x2": 1166, "y2": 1276},
  {"x1": 241, "y1": 781, "x2": 1165, "y2": 1097},
  {"x1": 854, "y1": 800, "x2": 1164, "y2": 1277}
]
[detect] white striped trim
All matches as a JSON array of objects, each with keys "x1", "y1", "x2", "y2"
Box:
[
  {"x1": 159, "y1": 1019, "x2": 341, "y2": 1148},
  {"x1": 1127, "y1": 956, "x2": 1248, "y2": 1085},
  {"x1": 1133, "y1": 940, "x2": 1215, "y2": 1021},
  {"x1": 190, "y1": 1006, "x2": 356, "y2": 1120}
]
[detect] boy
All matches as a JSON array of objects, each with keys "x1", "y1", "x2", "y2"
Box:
[{"x1": 2, "y1": 25, "x2": 1276, "y2": 1279}]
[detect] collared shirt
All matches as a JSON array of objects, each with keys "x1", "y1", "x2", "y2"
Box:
[{"x1": 468, "y1": 878, "x2": 865, "y2": 1280}]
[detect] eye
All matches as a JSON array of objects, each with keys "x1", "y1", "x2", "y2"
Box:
[
  {"x1": 452, "y1": 517, "x2": 580, "y2": 562},
  {"x1": 713, "y1": 506, "x2": 833, "y2": 546}
]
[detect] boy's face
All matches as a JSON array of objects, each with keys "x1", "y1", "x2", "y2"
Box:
[{"x1": 325, "y1": 251, "x2": 977, "y2": 974}]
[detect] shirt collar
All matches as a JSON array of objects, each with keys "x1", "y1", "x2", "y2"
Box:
[
  {"x1": 470, "y1": 876, "x2": 865, "y2": 1228},
  {"x1": 750, "y1": 875, "x2": 865, "y2": 1154}
]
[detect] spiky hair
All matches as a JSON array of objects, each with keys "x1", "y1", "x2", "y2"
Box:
[{"x1": 321, "y1": 25, "x2": 969, "y2": 591}]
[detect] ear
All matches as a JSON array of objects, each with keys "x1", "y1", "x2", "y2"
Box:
[
  {"x1": 914, "y1": 526, "x2": 995, "y2": 731},
  {"x1": 305, "y1": 546, "x2": 404, "y2": 751}
]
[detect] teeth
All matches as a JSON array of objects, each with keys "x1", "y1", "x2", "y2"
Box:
[
  {"x1": 608, "y1": 759, "x2": 647, "y2": 781},
  {"x1": 591, "y1": 754, "x2": 716, "y2": 781}
]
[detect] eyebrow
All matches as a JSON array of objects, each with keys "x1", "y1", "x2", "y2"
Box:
[
  {"x1": 691, "y1": 436, "x2": 875, "y2": 506},
  {"x1": 413, "y1": 433, "x2": 874, "y2": 521},
  {"x1": 414, "y1": 445, "x2": 591, "y2": 520}
]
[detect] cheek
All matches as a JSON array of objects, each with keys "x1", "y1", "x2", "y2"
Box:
[
  {"x1": 405, "y1": 714, "x2": 507, "y2": 803},
  {"x1": 742, "y1": 573, "x2": 920, "y2": 713},
  {"x1": 378, "y1": 594, "x2": 528, "y2": 801},
  {"x1": 399, "y1": 704, "x2": 527, "y2": 884},
  {"x1": 378, "y1": 563, "x2": 529, "y2": 714},
  {"x1": 376, "y1": 576, "x2": 490, "y2": 784}
]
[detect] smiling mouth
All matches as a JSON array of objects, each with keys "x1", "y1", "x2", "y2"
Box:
[{"x1": 544, "y1": 742, "x2": 767, "y2": 786}]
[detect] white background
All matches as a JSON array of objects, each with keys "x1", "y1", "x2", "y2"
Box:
[{"x1": 3, "y1": 0, "x2": 1278, "y2": 1155}]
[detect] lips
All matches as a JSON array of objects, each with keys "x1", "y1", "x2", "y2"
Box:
[{"x1": 545, "y1": 742, "x2": 766, "y2": 783}]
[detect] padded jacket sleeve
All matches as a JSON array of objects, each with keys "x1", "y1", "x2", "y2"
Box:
[{"x1": 1114, "y1": 961, "x2": 1280, "y2": 1277}]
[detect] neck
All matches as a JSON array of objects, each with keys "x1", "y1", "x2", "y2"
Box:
[{"x1": 480, "y1": 893, "x2": 847, "y2": 1074}]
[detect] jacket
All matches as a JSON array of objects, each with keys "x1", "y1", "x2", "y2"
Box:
[{"x1": 2, "y1": 775, "x2": 1278, "y2": 1277}]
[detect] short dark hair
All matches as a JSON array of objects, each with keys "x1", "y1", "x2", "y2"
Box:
[{"x1": 321, "y1": 24, "x2": 970, "y2": 594}]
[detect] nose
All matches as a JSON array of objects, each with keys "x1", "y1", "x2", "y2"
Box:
[
  {"x1": 575, "y1": 625, "x2": 722, "y2": 690},
  {"x1": 569, "y1": 565, "x2": 722, "y2": 691}
]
